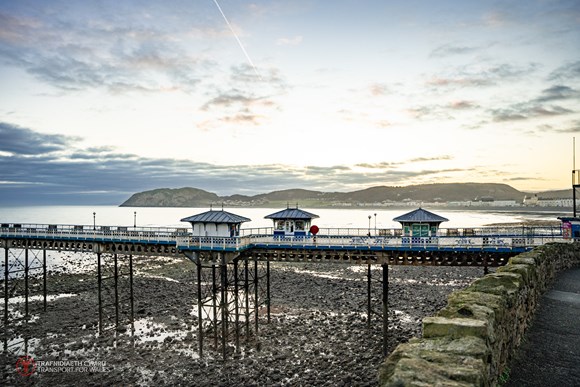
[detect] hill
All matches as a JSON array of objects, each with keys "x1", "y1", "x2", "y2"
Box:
[
  {"x1": 120, "y1": 187, "x2": 219, "y2": 207},
  {"x1": 119, "y1": 183, "x2": 556, "y2": 208}
]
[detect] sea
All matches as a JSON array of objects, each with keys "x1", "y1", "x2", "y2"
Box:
[{"x1": 0, "y1": 205, "x2": 569, "y2": 230}]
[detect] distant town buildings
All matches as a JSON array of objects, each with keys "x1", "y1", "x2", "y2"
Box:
[
  {"x1": 219, "y1": 193, "x2": 576, "y2": 209},
  {"x1": 523, "y1": 194, "x2": 574, "y2": 207},
  {"x1": 330, "y1": 196, "x2": 576, "y2": 208}
]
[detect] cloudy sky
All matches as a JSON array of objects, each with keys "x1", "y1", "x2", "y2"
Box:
[{"x1": 1, "y1": 0, "x2": 579, "y2": 205}]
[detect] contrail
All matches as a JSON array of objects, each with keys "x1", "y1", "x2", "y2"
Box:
[{"x1": 212, "y1": 0, "x2": 262, "y2": 80}]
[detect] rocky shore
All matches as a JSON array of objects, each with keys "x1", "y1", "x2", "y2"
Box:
[{"x1": 1, "y1": 253, "x2": 485, "y2": 386}]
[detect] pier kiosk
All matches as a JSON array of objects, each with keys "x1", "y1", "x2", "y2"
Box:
[
  {"x1": 265, "y1": 207, "x2": 319, "y2": 238},
  {"x1": 181, "y1": 209, "x2": 250, "y2": 237},
  {"x1": 393, "y1": 208, "x2": 448, "y2": 244},
  {"x1": 557, "y1": 216, "x2": 580, "y2": 240}
]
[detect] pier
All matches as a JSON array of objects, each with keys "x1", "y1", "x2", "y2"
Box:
[{"x1": 0, "y1": 213, "x2": 566, "y2": 361}]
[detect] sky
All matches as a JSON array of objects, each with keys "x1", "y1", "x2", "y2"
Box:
[{"x1": 0, "y1": 0, "x2": 579, "y2": 205}]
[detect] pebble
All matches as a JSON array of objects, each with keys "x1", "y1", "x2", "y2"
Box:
[{"x1": 3, "y1": 258, "x2": 483, "y2": 386}]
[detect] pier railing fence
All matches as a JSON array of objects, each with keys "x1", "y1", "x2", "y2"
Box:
[{"x1": 0, "y1": 223, "x2": 566, "y2": 251}]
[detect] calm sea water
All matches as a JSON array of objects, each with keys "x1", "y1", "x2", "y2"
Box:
[{"x1": 0, "y1": 205, "x2": 567, "y2": 230}]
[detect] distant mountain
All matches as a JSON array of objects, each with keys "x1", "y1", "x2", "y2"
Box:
[
  {"x1": 119, "y1": 183, "x2": 565, "y2": 208},
  {"x1": 121, "y1": 187, "x2": 219, "y2": 207}
]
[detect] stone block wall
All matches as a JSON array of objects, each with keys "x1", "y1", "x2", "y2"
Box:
[{"x1": 378, "y1": 242, "x2": 580, "y2": 386}]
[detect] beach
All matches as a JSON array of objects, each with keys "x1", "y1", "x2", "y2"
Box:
[{"x1": 1, "y1": 252, "x2": 485, "y2": 385}]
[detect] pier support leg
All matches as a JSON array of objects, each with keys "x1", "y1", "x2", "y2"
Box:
[
  {"x1": 129, "y1": 254, "x2": 134, "y2": 337},
  {"x1": 24, "y1": 248, "x2": 29, "y2": 321},
  {"x1": 266, "y1": 260, "x2": 271, "y2": 323},
  {"x1": 43, "y1": 249, "x2": 47, "y2": 312},
  {"x1": 367, "y1": 263, "x2": 372, "y2": 328},
  {"x1": 196, "y1": 260, "x2": 204, "y2": 358},
  {"x1": 114, "y1": 253, "x2": 119, "y2": 330},
  {"x1": 220, "y1": 257, "x2": 227, "y2": 361},
  {"x1": 212, "y1": 264, "x2": 218, "y2": 350},
  {"x1": 483, "y1": 254, "x2": 489, "y2": 275},
  {"x1": 234, "y1": 259, "x2": 240, "y2": 353},
  {"x1": 189, "y1": 253, "x2": 260, "y2": 359},
  {"x1": 244, "y1": 260, "x2": 250, "y2": 342},
  {"x1": 95, "y1": 252, "x2": 133, "y2": 341},
  {"x1": 382, "y1": 263, "x2": 389, "y2": 357},
  {"x1": 97, "y1": 252, "x2": 103, "y2": 335},
  {"x1": 254, "y1": 258, "x2": 259, "y2": 335},
  {"x1": 3, "y1": 247, "x2": 8, "y2": 352}
]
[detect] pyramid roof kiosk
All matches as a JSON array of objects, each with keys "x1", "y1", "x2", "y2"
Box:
[
  {"x1": 393, "y1": 208, "x2": 448, "y2": 237},
  {"x1": 265, "y1": 207, "x2": 319, "y2": 237},
  {"x1": 181, "y1": 208, "x2": 250, "y2": 237}
]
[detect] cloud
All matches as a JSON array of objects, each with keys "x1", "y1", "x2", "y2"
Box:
[
  {"x1": 220, "y1": 113, "x2": 263, "y2": 125},
  {"x1": 276, "y1": 36, "x2": 303, "y2": 46},
  {"x1": 482, "y1": 11, "x2": 508, "y2": 27},
  {"x1": 429, "y1": 43, "x2": 487, "y2": 58},
  {"x1": 541, "y1": 120, "x2": 580, "y2": 134},
  {"x1": 548, "y1": 61, "x2": 580, "y2": 81},
  {"x1": 405, "y1": 100, "x2": 479, "y2": 122},
  {"x1": 406, "y1": 105, "x2": 454, "y2": 121},
  {"x1": 0, "y1": 7, "x2": 214, "y2": 93},
  {"x1": 199, "y1": 63, "x2": 287, "y2": 127},
  {"x1": 355, "y1": 156, "x2": 452, "y2": 169},
  {"x1": 536, "y1": 85, "x2": 580, "y2": 102},
  {"x1": 426, "y1": 76, "x2": 492, "y2": 88},
  {"x1": 491, "y1": 103, "x2": 574, "y2": 122},
  {"x1": 426, "y1": 63, "x2": 540, "y2": 90},
  {"x1": 0, "y1": 123, "x2": 479, "y2": 204},
  {"x1": 409, "y1": 156, "x2": 453, "y2": 163},
  {"x1": 202, "y1": 91, "x2": 263, "y2": 110},
  {"x1": 369, "y1": 83, "x2": 390, "y2": 96},
  {"x1": 448, "y1": 100, "x2": 478, "y2": 110},
  {"x1": 0, "y1": 122, "x2": 77, "y2": 155}
]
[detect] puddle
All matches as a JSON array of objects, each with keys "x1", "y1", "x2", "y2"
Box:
[
  {"x1": 393, "y1": 309, "x2": 415, "y2": 323},
  {"x1": 8, "y1": 293, "x2": 77, "y2": 304},
  {"x1": 136, "y1": 273, "x2": 180, "y2": 283}
]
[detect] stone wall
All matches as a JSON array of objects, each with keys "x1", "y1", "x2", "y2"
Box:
[{"x1": 378, "y1": 242, "x2": 580, "y2": 387}]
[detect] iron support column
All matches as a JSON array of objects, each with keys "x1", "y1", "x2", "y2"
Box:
[
  {"x1": 382, "y1": 263, "x2": 389, "y2": 357},
  {"x1": 220, "y1": 256, "x2": 227, "y2": 361},
  {"x1": 212, "y1": 264, "x2": 218, "y2": 349},
  {"x1": 4, "y1": 247, "x2": 8, "y2": 352},
  {"x1": 254, "y1": 258, "x2": 259, "y2": 335},
  {"x1": 367, "y1": 263, "x2": 372, "y2": 328},
  {"x1": 234, "y1": 259, "x2": 240, "y2": 353},
  {"x1": 196, "y1": 260, "x2": 204, "y2": 358},
  {"x1": 129, "y1": 254, "x2": 134, "y2": 336},
  {"x1": 24, "y1": 247, "x2": 29, "y2": 320},
  {"x1": 244, "y1": 260, "x2": 250, "y2": 341},
  {"x1": 266, "y1": 260, "x2": 271, "y2": 323},
  {"x1": 43, "y1": 249, "x2": 47, "y2": 312},
  {"x1": 114, "y1": 253, "x2": 119, "y2": 329},
  {"x1": 483, "y1": 254, "x2": 489, "y2": 275},
  {"x1": 97, "y1": 252, "x2": 102, "y2": 334}
]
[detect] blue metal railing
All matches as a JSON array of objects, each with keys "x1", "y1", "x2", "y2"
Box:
[{"x1": 0, "y1": 223, "x2": 567, "y2": 252}]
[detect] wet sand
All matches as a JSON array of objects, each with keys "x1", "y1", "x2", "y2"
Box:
[{"x1": 1, "y1": 253, "x2": 485, "y2": 386}]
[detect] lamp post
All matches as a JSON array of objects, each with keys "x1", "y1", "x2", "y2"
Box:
[
  {"x1": 368, "y1": 215, "x2": 371, "y2": 236},
  {"x1": 134, "y1": 211, "x2": 137, "y2": 228},
  {"x1": 374, "y1": 213, "x2": 377, "y2": 236},
  {"x1": 93, "y1": 212, "x2": 96, "y2": 230}
]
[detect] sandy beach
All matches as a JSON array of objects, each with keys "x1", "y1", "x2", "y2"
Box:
[{"x1": 1, "y1": 253, "x2": 486, "y2": 386}]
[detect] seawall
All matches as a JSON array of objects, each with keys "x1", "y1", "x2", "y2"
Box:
[{"x1": 378, "y1": 242, "x2": 580, "y2": 386}]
